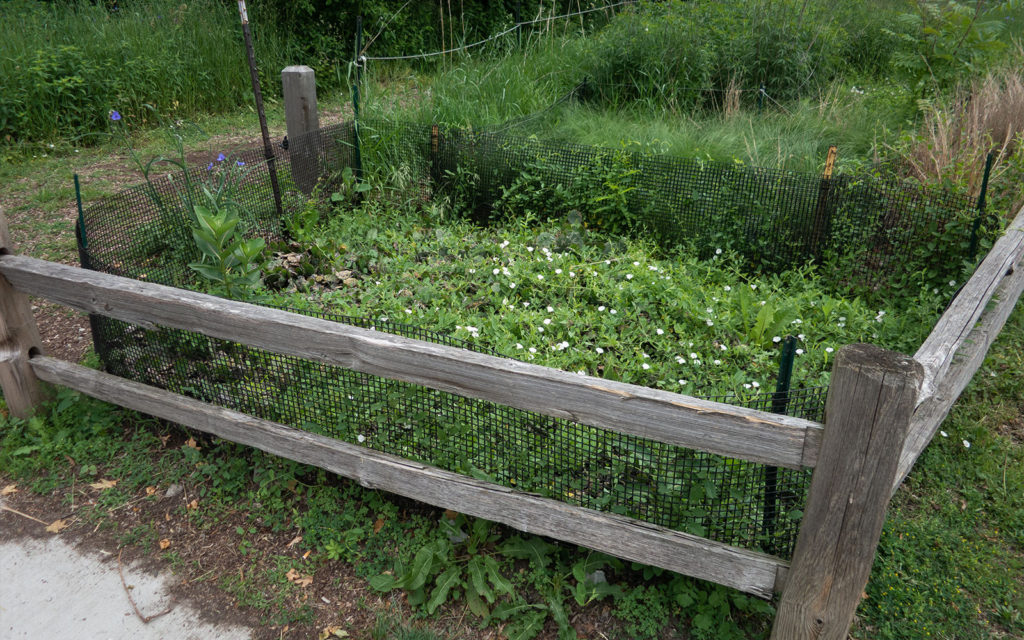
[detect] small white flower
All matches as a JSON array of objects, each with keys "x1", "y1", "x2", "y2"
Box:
[
  {"x1": 949, "y1": 280, "x2": 956, "y2": 287},
  {"x1": 796, "y1": 348, "x2": 804, "y2": 355},
  {"x1": 500, "y1": 240, "x2": 509, "y2": 248},
  {"x1": 648, "y1": 265, "x2": 657, "y2": 271},
  {"x1": 724, "y1": 285, "x2": 731, "y2": 291},
  {"x1": 642, "y1": 363, "x2": 651, "y2": 370},
  {"x1": 605, "y1": 260, "x2": 611, "y2": 265},
  {"x1": 537, "y1": 274, "x2": 544, "y2": 280},
  {"x1": 522, "y1": 302, "x2": 529, "y2": 307},
  {"x1": 752, "y1": 381, "x2": 760, "y2": 388},
  {"x1": 527, "y1": 246, "x2": 534, "y2": 252},
  {"x1": 509, "y1": 282, "x2": 516, "y2": 288},
  {"x1": 773, "y1": 336, "x2": 781, "y2": 343},
  {"x1": 678, "y1": 379, "x2": 688, "y2": 386},
  {"x1": 744, "y1": 383, "x2": 752, "y2": 389},
  {"x1": 963, "y1": 440, "x2": 971, "y2": 449},
  {"x1": 706, "y1": 319, "x2": 714, "y2": 326},
  {"x1": 713, "y1": 359, "x2": 722, "y2": 365},
  {"x1": 642, "y1": 352, "x2": 649, "y2": 359},
  {"x1": 633, "y1": 261, "x2": 640, "y2": 266},
  {"x1": 596, "y1": 347, "x2": 604, "y2": 354},
  {"x1": 751, "y1": 284, "x2": 757, "y2": 290},
  {"x1": 357, "y1": 434, "x2": 366, "y2": 443},
  {"x1": 569, "y1": 271, "x2": 576, "y2": 278},
  {"x1": 610, "y1": 309, "x2": 617, "y2": 315},
  {"x1": 719, "y1": 344, "x2": 727, "y2": 351},
  {"x1": 543, "y1": 318, "x2": 552, "y2": 325},
  {"x1": 468, "y1": 269, "x2": 476, "y2": 274},
  {"x1": 546, "y1": 305, "x2": 554, "y2": 312},
  {"x1": 577, "y1": 370, "x2": 586, "y2": 375},
  {"x1": 689, "y1": 352, "x2": 698, "y2": 359},
  {"x1": 798, "y1": 334, "x2": 805, "y2": 340},
  {"x1": 404, "y1": 308, "x2": 412, "y2": 314},
  {"x1": 529, "y1": 347, "x2": 537, "y2": 353},
  {"x1": 825, "y1": 347, "x2": 834, "y2": 353},
  {"x1": 940, "y1": 430, "x2": 948, "y2": 437},
  {"x1": 516, "y1": 343, "x2": 524, "y2": 349},
  {"x1": 706, "y1": 307, "x2": 713, "y2": 314},
  {"x1": 715, "y1": 248, "x2": 722, "y2": 255},
  {"x1": 538, "y1": 327, "x2": 544, "y2": 333},
  {"x1": 626, "y1": 274, "x2": 633, "y2": 280},
  {"x1": 493, "y1": 268, "x2": 500, "y2": 275},
  {"x1": 598, "y1": 305, "x2": 606, "y2": 311},
  {"x1": 555, "y1": 268, "x2": 562, "y2": 274},
  {"x1": 656, "y1": 328, "x2": 664, "y2": 335}
]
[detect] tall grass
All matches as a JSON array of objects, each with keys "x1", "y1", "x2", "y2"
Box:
[
  {"x1": 360, "y1": 30, "x2": 902, "y2": 173},
  {"x1": 0, "y1": 0, "x2": 293, "y2": 145}
]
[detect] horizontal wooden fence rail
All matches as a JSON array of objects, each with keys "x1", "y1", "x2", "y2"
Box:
[
  {"x1": 0, "y1": 254, "x2": 823, "y2": 469},
  {"x1": 894, "y1": 203, "x2": 1024, "y2": 493},
  {"x1": 30, "y1": 355, "x2": 788, "y2": 597}
]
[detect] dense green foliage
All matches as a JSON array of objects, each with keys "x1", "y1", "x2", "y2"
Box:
[{"x1": 0, "y1": 0, "x2": 295, "y2": 144}]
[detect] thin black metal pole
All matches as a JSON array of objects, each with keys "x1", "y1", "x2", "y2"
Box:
[
  {"x1": 763, "y1": 334, "x2": 797, "y2": 553},
  {"x1": 73, "y1": 174, "x2": 87, "y2": 253},
  {"x1": 355, "y1": 14, "x2": 363, "y2": 88},
  {"x1": 968, "y1": 151, "x2": 995, "y2": 258},
  {"x1": 237, "y1": 0, "x2": 283, "y2": 220}
]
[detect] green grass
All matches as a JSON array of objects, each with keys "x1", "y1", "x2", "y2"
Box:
[
  {"x1": 0, "y1": 0, "x2": 294, "y2": 147},
  {"x1": 855, "y1": 304, "x2": 1024, "y2": 639}
]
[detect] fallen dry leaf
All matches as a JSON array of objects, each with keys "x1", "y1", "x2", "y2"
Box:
[
  {"x1": 89, "y1": 479, "x2": 118, "y2": 490},
  {"x1": 373, "y1": 517, "x2": 386, "y2": 534},
  {"x1": 285, "y1": 568, "x2": 313, "y2": 588},
  {"x1": 1, "y1": 484, "x2": 18, "y2": 496},
  {"x1": 286, "y1": 535, "x2": 303, "y2": 548},
  {"x1": 145, "y1": 486, "x2": 157, "y2": 496},
  {"x1": 45, "y1": 519, "x2": 69, "y2": 533},
  {"x1": 187, "y1": 499, "x2": 199, "y2": 510},
  {"x1": 444, "y1": 509, "x2": 459, "y2": 520},
  {"x1": 159, "y1": 434, "x2": 171, "y2": 447},
  {"x1": 302, "y1": 550, "x2": 311, "y2": 560},
  {"x1": 184, "y1": 437, "x2": 200, "y2": 450},
  {"x1": 159, "y1": 539, "x2": 171, "y2": 550}
]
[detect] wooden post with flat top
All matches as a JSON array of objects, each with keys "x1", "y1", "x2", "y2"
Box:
[
  {"x1": 0, "y1": 208, "x2": 46, "y2": 417},
  {"x1": 771, "y1": 343, "x2": 920, "y2": 639}
]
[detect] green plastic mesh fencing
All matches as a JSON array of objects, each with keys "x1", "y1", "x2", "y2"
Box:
[{"x1": 76, "y1": 118, "x2": 982, "y2": 559}]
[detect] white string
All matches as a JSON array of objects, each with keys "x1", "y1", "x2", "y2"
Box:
[{"x1": 361, "y1": 0, "x2": 636, "y2": 62}]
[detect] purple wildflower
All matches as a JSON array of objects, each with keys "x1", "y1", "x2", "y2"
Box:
[
  {"x1": 217, "y1": 153, "x2": 226, "y2": 162},
  {"x1": 207, "y1": 162, "x2": 214, "y2": 171},
  {"x1": 236, "y1": 160, "x2": 245, "y2": 167},
  {"x1": 110, "y1": 110, "x2": 121, "y2": 121}
]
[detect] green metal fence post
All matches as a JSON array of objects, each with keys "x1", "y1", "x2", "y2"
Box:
[
  {"x1": 757, "y1": 84, "x2": 766, "y2": 113},
  {"x1": 763, "y1": 334, "x2": 796, "y2": 553},
  {"x1": 968, "y1": 151, "x2": 995, "y2": 258}
]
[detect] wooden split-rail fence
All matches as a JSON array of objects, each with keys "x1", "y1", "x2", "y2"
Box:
[{"x1": 1, "y1": 192, "x2": 1022, "y2": 638}]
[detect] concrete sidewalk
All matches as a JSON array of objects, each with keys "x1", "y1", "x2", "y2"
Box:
[{"x1": 0, "y1": 536, "x2": 253, "y2": 640}]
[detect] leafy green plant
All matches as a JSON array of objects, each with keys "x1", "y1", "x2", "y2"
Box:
[{"x1": 188, "y1": 205, "x2": 266, "y2": 298}]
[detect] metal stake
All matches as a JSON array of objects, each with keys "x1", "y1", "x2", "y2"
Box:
[
  {"x1": 968, "y1": 151, "x2": 995, "y2": 258},
  {"x1": 237, "y1": 0, "x2": 283, "y2": 220},
  {"x1": 763, "y1": 334, "x2": 797, "y2": 553}
]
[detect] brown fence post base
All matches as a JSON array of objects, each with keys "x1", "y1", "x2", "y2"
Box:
[
  {"x1": 0, "y1": 209, "x2": 46, "y2": 417},
  {"x1": 771, "y1": 343, "x2": 921, "y2": 639}
]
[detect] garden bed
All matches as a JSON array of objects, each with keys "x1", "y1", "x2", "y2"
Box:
[{"x1": 74, "y1": 121, "x2": 990, "y2": 559}]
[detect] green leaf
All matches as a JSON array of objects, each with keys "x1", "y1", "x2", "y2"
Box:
[
  {"x1": 500, "y1": 536, "x2": 555, "y2": 568},
  {"x1": 188, "y1": 262, "x2": 225, "y2": 283},
  {"x1": 467, "y1": 557, "x2": 495, "y2": 603},
  {"x1": 367, "y1": 573, "x2": 398, "y2": 592},
  {"x1": 504, "y1": 609, "x2": 548, "y2": 640},
  {"x1": 483, "y1": 555, "x2": 514, "y2": 595},
  {"x1": 403, "y1": 544, "x2": 437, "y2": 591},
  {"x1": 426, "y1": 566, "x2": 461, "y2": 614},
  {"x1": 465, "y1": 586, "x2": 490, "y2": 619}
]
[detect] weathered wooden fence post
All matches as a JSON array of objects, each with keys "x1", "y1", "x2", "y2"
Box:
[
  {"x1": 0, "y1": 209, "x2": 46, "y2": 417},
  {"x1": 281, "y1": 65, "x2": 320, "y2": 194},
  {"x1": 771, "y1": 343, "x2": 921, "y2": 639}
]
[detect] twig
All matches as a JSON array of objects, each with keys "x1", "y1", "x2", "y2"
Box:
[
  {"x1": 0, "y1": 504, "x2": 49, "y2": 525},
  {"x1": 117, "y1": 549, "x2": 174, "y2": 623}
]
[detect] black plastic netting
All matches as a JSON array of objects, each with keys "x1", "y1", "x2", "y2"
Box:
[{"x1": 76, "y1": 118, "x2": 982, "y2": 559}]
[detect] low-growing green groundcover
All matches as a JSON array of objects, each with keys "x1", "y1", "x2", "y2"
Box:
[{"x1": 86, "y1": 190, "x2": 960, "y2": 559}]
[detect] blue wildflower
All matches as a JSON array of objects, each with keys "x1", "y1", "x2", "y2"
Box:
[
  {"x1": 217, "y1": 153, "x2": 226, "y2": 162},
  {"x1": 207, "y1": 162, "x2": 213, "y2": 171},
  {"x1": 236, "y1": 160, "x2": 245, "y2": 167},
  {"x1": 110, "y1": 110, "x2": 121, "y2": 121}
]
